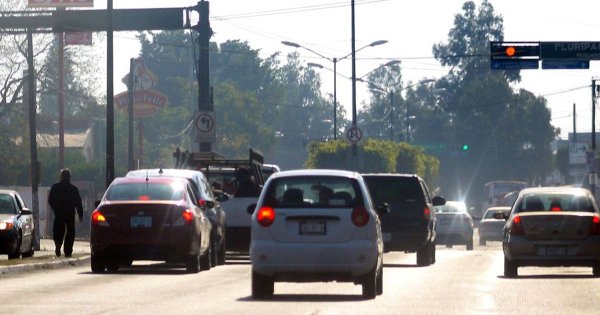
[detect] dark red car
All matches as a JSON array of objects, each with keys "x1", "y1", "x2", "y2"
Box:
[{"x1": 90, "y1": 176, "x2": 212, "y2": 273}]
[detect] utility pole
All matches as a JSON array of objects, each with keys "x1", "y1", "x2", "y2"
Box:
[
  {"x1": 127, "y1": 58, "x2": 135, "y2": 171},
  {"x1": 592, "y1": 79, "x2": 597, "y2": 197},
  {"x1": 106, "y1": 0, "x2": 114, "y2": 188},
  {"x1": 333, "y1": 57, "x2": 337, "y2": 140},
  {"x1": 196, "y1": 0, "x2": 213, "y2": 153},
  {"x1": 27, "y1": 29, "x2": 40, "y2": 251}
]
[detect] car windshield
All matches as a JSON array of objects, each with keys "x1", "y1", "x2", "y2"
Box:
[
  {"x1": 105, "y1": 182, "x2": 185, "y2": 201},
  {"x1": 515, "y1": 193, "x2": 595, "y2": 213},
  {"x1": 484, "y1": 210, "x2": 508, "y2": 219},
  {"x1": 0, "y1": 194, "x2": 15, "y2": 214},
  {"x1": 264, "y1": 176, "x2": 360, "y2": 208}
]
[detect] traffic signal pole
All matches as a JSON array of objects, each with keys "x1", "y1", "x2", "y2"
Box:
[
  {"x1": 592, "y1": 79, "x2": 597, "y2": 197},
  {"x1": 196, "y1": 0, "x2": 213, "y2": 153}
]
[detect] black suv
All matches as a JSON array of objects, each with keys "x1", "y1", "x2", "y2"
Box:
[{"x1": 362, "y1": 174, "x2": 445, "y2": 266}]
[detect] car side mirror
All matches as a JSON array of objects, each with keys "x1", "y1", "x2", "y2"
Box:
[
  {"x1": 202, "y1": 200, "x2": 215, "y2": 209},
  {"x1": 94, "y1": 200, "x2": 101, "y2": 208},
  {"x1": 247, "y1": 204, "x2": 257, "y2": 215},
  {"x1": 376, "y1": 203, "x2": 390, "y2": 216},
  {"x1": 214, "y1": 192, "x2": 229, "y2": 202},
  {"x1": 20, "y1": 207, "x2": 32, "y2": 215},
  {"x1": 432, "y1": 196, "x2": 446, "y2": 207}
]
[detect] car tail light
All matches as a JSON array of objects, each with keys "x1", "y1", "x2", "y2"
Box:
[
  {"x1": 509, "y1": 214, "x2": 524, "y2": 235},
  {"x1": 0, "y1": 221, "x2": 14, "y2": 230},
  {"x1": 257, "y1": 206, "x2": 275, "y2": 227},
  {"x1": 91, "y1": 210, "x2": 108, "y2": 227},
  {"x1": 182, "y1": 209, "x2": 195, "y2": 224},
  {"x1": 198, "y1": 199, "x2": 207, "y2": 207},
  {"x1": 138, "y1": 195, "x2": 150, "y2": 201},
  {"x1": 550, "y1": 206, "x2": 561, "y2": 212},
  {"x1": 351, "y1": 206, "x2": 369, "y2": 227},
  {"x1": 589, "y1": 215, "x2": 600, "y2": 235},
  {"x1": 423, "y1": 207, "x2": 431, "y2": 220}
]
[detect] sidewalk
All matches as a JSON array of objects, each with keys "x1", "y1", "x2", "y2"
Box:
[{"x1": 0, "y1": 238, "x2": 90, "y2": 275}]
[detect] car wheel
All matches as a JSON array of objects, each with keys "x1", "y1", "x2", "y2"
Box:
[
  {"x1": 362, "y1": 265, "x2": 377, "y2": 299},
  {"x1": 186, "y1": 244, "x2": 201, "y2": 273},
  {"x1": 200, "y1": 241, "x2": 211, "y2": 271},
  {"x1": 210, "y1": 240, "x2": 218, "y2": 267},
  {"x1": 445, "y1": 244, "x2": 452, "y2": 248},
  {"x1": 217, "y1": 237, "x2": 226, "y2": 265},
  {"x1": 416, "y1": 242, "x2": 431, "y2": 266},
  {"x1": 7, "y1": 232, "x2": 22, "y2": 260},
  {"x1": 252, "y1": 270, "x2": 274, "y2": 299},
  {"x1": 91, "y1": 255, "x2": 106, "y2": 273},
  {"x1": 593, "y1": 263, "x2": 600, "y2": 277},
  {"x1": 21, "y1": 233, "x2": 35, "y2": 258},
  {"x1": 375, "y1": 265, "x2": 383, "y2": 295},
  {"x1": 106, "y1": 261, "x2": 119, "y2": 273},
  {"x1": 504, "y1": 257, "x2": 518, "y2": 278},
  {"x1": 479, "y1": 238, "x2": 486, "y2": 246},
  {"x1": 429, "y1": 241, "x2": 436, "y2": 265},
  {"x1": 466, "y1": 238, "x2": 474, "y2": 251}
]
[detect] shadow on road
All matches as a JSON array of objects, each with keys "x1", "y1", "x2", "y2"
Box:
[
  {"x1": 497, "y1": 274, "x2": 597, "y2": 280},
  {"x1": 383, "y1": 263, "x2": 422, "y2": 268},
  {"x1": 79, "y1": 263, "x2": 194, "y2": 275},
  {"x1": 238, "y1": 294, "x2": 367, "y2": 302}
]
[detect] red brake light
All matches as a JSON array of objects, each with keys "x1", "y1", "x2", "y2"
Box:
[
  {"x1": 257, "y1": 206, "x2": 275, "y2": 227},
  {"x1": 550, "y1": 206, "x2": 561, "y2": 212},
  {"x1": 510, "y1": 214, "x2": 524, "y2": 235},
  {"x1": 423, "y1": 207, "x2": 432, "y2": 221},
  {"x1": 182, "y1": 209, "x2": 194, "y2": 223},
  {"x1": 138, "y1": 195, "x2": 150, "y2": 201},
  {"x1": 590, "y1": 215, "x2": 600, "y2": 235},
  {"x1": 198, "y1": 199, "x2": 207, "y2": 207},
  {"x1": 351, "y1": 206, "x2": 369, "y2": 227},
  {"x1": 92, "y1": 210, "x2": 107, "y2": 226}
]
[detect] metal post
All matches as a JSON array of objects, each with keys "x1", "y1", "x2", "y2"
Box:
[
  {"x1": 106, "y1": 0, "x2": 114, "y2": 188},
  {"x1": 390, "y1": 91, "x2": 394, "y2": 141},
  {"x1": 127, "y1": 58, "x2": 135, "y2": 171},
  {"x1": 58, "y1": 29, "x2": 64, "y2": 170},
  {"x1": 406, "y1": 99, "x2": 409, "y2": 143},
  {"x1": 333, "y1": 57, "x2": 337, "y2": 140},
  {"x1": 573, "y1": 103, "x2": 577, "y2": 142},
  {"x1": 350, "y1": 0, "x2": 357, "y2": 168},
  {"x1": 592, "y1": 79, "x2": 597, "y2": 196},
  {"x1": 27, "y1": 29, "x2": 40, "y2": 251},
  {"x1": 197, "y1": 0, "x2": 212, "y2": 153}
]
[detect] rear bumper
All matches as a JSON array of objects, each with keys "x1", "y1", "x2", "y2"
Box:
[
  {"x1": 91, "y1": 226, "x2": 197, "y2": 262},
  {"x1": 382, "y1": 226, "x2": 432, "y2": 252},
  {"x1": 251, "y1": 239, "x2": 380, "y2": 281},
  {"x1": 478, "y1": 228, "x2": 503, "y2": 241},
  {"x1": 436, "y1": 225, "x2": 473, "y2": 244},
  {"x1": 503, "y1": 235, "x2": 600, "y2": 266}
]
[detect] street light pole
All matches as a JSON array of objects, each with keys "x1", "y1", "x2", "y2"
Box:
[
  {"x1": 390, "y1": 91, "x2": 394, "y2": 141},
  {"x1": 333, "y1": 57, "x2": 337, "y2": 140}
]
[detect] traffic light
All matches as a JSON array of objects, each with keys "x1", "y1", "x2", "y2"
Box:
[
  {"x1": 490, "y1": 42, "x2": 540, "y2": 59},
  {"x1": 462, "y1": 144, "x2": 470, "y2": 151}
]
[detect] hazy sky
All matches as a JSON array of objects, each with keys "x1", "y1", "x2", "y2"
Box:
[{"x1": 85, "y1": 0, "x2": 600, "y2": 139}]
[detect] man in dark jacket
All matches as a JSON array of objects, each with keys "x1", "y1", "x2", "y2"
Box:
[{"x1": 48, "y1": 169, "x2": 83, "y2": 257}]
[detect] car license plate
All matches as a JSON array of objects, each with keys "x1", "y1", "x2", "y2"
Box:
[
  {"x1": 299, "y1": 220, "x2": 326, "y2": 235},
  {"x1": 130, "y1": 216, "x2": 152, "y2": 228},
  {"x1": 540, "y1": 246, "x2": 567, "y2": 256},
  {"x1": 383, "y1": 232, "x2": 391, "y2": 242}
]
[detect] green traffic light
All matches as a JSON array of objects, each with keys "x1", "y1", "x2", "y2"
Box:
[{"x1": 462, "y1": 144, "x2": 470, "y2": 151}]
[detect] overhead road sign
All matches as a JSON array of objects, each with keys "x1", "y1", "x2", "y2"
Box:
[
  {"x1": 28, "y1": 0, "x2": 94, "y2": 7},
  {"x1": 542, "y1": 60, "x2": 590, "y2": 70},
  {"x1": 540, "y1": 42, "x2": 600, "y2": 60},
  {"x1": 490, "y1": 41, "x2": 540, "y2": 60},
  {"x1": 491, "y1": 59, "x2": 539, "y2": 70}
]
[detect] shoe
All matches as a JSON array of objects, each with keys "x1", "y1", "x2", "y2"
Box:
[
  {"x1": 55, "y1": 249, "x2": 61, "y2": 257},
  {"x1": 65, "y1": 254, "x2": 72, "y2": 258}
]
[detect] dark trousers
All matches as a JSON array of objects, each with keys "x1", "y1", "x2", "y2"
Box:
[{"x1": 53, "y1": 212, "x2": 75, "y2": 255}]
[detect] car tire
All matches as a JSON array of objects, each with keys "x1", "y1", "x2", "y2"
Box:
[
  {"x1": 21, "y1": 233, "x2": 35, "y2": 258},
  {"x1": 106, "y1": 262, "x2": 119, "y2": 273},
  {"x1": 593, "y1": 263, "x2": 600, "y2": 277},
  {"x1": 466, "y1": 238, "x2": 474, "y2": 251},
  {"x1": 504, "y1": 257, "x2": 518, "y2": 278},
  {"x1": 200, "y1": 241, "x2": 211, "y2": 271},
  {"x1": 362, "y1": 265, "x2": 377, "y2": 299},
  {"x1": 209, "y1": 239, "x2": 218, "y2": 267},
  {"x1": 416, "y1": 242, "x2": 431, "y2": 266},
  {"x1": 91, "y1": 255, "x2": 106, "y2": 273},
  {"x1": 7, "y1": 232, "x2": 22, "y2": 260},
  {"x1": 252, "y1": 270, "x2": 274, "y2": 299},
  {"x1": 376, "y1": 265, "x2": 383, "y2": 295},
  {"x1": 479, "y1": 238, "x2": 486, "y2": 246},
  {"x1": 429, "y1": 240, "x2": 436, "y2": 265},
  {"x1": 217, "y1": 238, "x2": 226, "y2": 265},
  {"x1": 186, "y1": 246, "x2": 201, "y2": 273}
]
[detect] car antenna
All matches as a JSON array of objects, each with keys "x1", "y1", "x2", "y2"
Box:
[{"x1": 146, "y1": 171, "x2": 149, "y2": 188}]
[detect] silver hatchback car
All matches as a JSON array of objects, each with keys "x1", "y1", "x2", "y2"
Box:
[
  {"x1": 501, "y1": 187, "x2": 600, "y2": 277},
  {"x1": 250, "y1": 169, "x2": 388, "y2": 299}
]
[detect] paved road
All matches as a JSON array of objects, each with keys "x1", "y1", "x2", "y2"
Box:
[{"x1": 1, "y1": 234, "x2": 599, "y2": 314}]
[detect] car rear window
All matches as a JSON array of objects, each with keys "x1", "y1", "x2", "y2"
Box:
[
  {"x1": 515, "y1": 193, "x2": 596, "y2": 213},
  {"x1": 263, "y1": 176, "x2": 361, "y2": 208},
  {"x1": 106, "y1": 182, "x2": 185, "y2": 201},
  {"x1": 363, "y1": 176, "x2": 425, "y2": 218}
]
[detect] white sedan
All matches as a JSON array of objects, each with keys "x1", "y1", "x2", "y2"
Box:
[{"x1": 250, "y1": 169, "x2": 388, "y2": 299}]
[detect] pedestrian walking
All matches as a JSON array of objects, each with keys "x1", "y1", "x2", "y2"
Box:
[{"x1": 48, "y1": 169, "x2": 83, "y2": 257}]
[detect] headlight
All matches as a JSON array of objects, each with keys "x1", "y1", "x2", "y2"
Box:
[{"x1": 0, "y1": 221, "x2": 14, "y2": 230}]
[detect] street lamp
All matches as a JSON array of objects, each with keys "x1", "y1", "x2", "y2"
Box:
[{"x1": 282, "y1": 39, "x2": 388, "y2": 140}]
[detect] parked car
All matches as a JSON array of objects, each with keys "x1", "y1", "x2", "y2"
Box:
[
  {"x1": 126, "y1": 168, "x2": 226, "y2": 266},
  {"x1": 501, "y1": 187, "x2": 600, "y2": 277},
  {"x1": 0, "y1": 190, "x2": 35, "y2": 259},
  {"x1": 90, "y1": 176, "x2": 212, "y2": 273},
  {"x1": 478, "y1": 206, "x2": 511, "y2": 246},
  {"x1": 362, "y1": 174, "x2": 444, "y2": 266},
  {"x1": 434, "y1": 201, "x2": 474, "y2": 250},
  {"x1": 250, "y1": 169, "x2": 388, "y2": 299}
]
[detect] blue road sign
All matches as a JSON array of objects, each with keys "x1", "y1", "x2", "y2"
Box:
[
  {"x1": 490, "y1": 59, "x2": 539, "y2": 70},
  {"x1": 542, "y1": 60, "x2": 590, "y2": 69}
]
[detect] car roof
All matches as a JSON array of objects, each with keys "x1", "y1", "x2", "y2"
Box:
[
  {"x1": 126, "y1": 168, "x2": 206, "y2": 180},
  {"x1": 112, "y1": 176, "x2": 189, "y2": 185},
  {"x1": 486, "y1": 206, "x2": 511, "y2": 211},
  {"x1": 0, "y1": 190, "x2": 17, "y2": 195},
  {"x1": 270, "y1": 169, "x2": 360, "y2": 180},
  {"x1": 361, "y1": 173, "x2": 421, "y2": 180},
  {"x1": 518, "y1": 186, "x2": 592, "y2": 195}
]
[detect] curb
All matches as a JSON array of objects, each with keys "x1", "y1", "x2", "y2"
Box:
[{"x1": 0, "y1": 255, "x2": 91, "y2": 276}]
